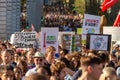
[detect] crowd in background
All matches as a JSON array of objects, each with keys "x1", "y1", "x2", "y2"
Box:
[
  {"x1": 44, "y1": 14, "x2": 83, "y2": 31},
  {"x1": 43, "y1": 2, "x2": 82, "y2": 32},
  {"x1": 0, "y1": 40, "x2": 120, "y2": 80}
]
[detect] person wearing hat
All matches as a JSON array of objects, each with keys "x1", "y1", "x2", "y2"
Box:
[{"x1": 25, "y1": 52, "x2": 45, "y2": 76}]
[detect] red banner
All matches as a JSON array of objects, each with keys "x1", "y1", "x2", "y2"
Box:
[
  {"x1": 101, "y1": 0, "x2": 119, "y2": 12},
  {"x1": 113, "y1": 11, "x2": 120, "y2": 27}
]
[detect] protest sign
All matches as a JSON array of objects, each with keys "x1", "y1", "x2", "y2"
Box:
[
  {"x1": 14, "y1": 32, "x2": 36, "y2": 48},
  {"x1": 41, "y1": 27, "x2": 59, "y2": 53},
  {"x1": 62, "y1": 34, "x2": 72, "y2": 52},
  {"x1": 82, "y1": 14, "x2": 101, "y2": 46},
  {"x1": 103, "y1": 27, "x2": 120, "y2": 41},
  {"x1": 82, "y1": 14, "x2": 101, "y2": 34},
  {"x1": 77, "y1": 28, "x2": 82, "y2": 34},
  {"x1": 62, "y1": 34, "x2": 82, "y2": 52},
  {"x1": 71, "y1": 35, "x2": 82, "y2": 52},
  {"x1": 86, "y1": 34, "x2": 111, "y2": 51}
]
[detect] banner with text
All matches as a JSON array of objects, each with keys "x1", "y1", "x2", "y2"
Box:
[
  {"x1": 82, "y1": 14, "x2": 101, "y2": 34},
  {"x1": 14, "y1": 32, "x2": 36, "y2": 48},
  {"x1": 41, "y1": 27, "x2": 59, "y2": 53}
]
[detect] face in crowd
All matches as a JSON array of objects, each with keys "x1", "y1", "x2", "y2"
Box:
[
  {"x1": 0, "y1": 65, "x2": 14, "y2": 80},
  {"x1": 26, "y1": 51, "x2": 34, "y2": 63},
  {"x1": 34, "y1": 57, "x2": 44, "y2": 67},
  {"x1": 1, "y1": 50, "x2": 12, "y2": 65},
  {"x1": 79, "y1": 56, "x2": 103, "y2": 80}
]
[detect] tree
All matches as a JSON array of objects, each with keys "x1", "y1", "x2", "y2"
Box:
[{"x1": 74, "y1": 0, "x2": 85, "y2": 15}]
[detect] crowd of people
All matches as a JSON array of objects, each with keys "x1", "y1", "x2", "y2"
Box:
[
  {"x1": 43, "y1": 2, "x2": 82, "y2": 32},
  {"x1": 0, "y1": 40, "x2": 120, "y2": 80},
  {"x1": 44, "y1": 14, "x2": 83, "y2": 31}
]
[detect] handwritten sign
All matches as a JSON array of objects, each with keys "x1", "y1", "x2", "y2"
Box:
[{"x1": 14, "y1": 32, "x2": 36, "y2": 48}]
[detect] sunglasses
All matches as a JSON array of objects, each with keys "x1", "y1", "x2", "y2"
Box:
[{"x1": 36, "y1": 59, "x2": 43, "y2": 62}]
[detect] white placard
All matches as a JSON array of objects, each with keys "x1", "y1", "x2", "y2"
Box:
[
  {"x1": 86, "y1": 34, "x2": 111, "y2": 51},
  {"x1": 14, "y1": 32, "x2": 36, "y2": 48},
  {"x1": 41, "y1": 28, "x2": 59, "y2": 53},
  {"x1": 90, "y1": 35, "x2": 108, "y2": 50},
  {"x1": 82, "y1": 14, "x2": 101, "y2": 34}
]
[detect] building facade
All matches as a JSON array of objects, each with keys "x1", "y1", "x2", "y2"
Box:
[
  {"x1": 26, "y1": 0, "x2": 43, "y2": 31},
  {"x1": 0, "y1": 0, "x2": 20, "y2": 40}
]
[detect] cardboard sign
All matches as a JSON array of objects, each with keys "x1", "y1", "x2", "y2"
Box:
[
  {"x1": 62, "y1": 34, "x2": 72, "y2": 52},
  {"x1": 82, "y1": 14, "x2": 101, "y2": 34},
  {"x1": 62, "y1": 34, "x2": 82, "y2": 52},
  {"x1": 41, "y1": 27, "x2": 59, "y2": 53},
  {"x1": 86, "y1": 34, "x2": 111, "y2": 51},
  {"x1": 71, "y1": 35, "x2": 82, "y2": 52},
  {"x1": 14, "y1": 32, "x2": 36, "y2": 48}
]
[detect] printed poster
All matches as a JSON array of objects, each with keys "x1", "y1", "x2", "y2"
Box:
[
  {"x1": 41, "y1": 27, "x2": 59, "y2": 53},
  {"x1": 82, "y1": 14, "x2": 101, "y2": 34}
]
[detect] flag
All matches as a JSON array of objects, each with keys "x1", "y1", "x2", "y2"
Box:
[
  {"x1": 113, "y1": 11, "x2": 120, "y2": 27},
  {"x1": 101, "y1": 0, "x2": 119, "y2": 12},
  {"x1": 101, "y1": 0, "x2": 110, "y2": 7},
  {"x1": 31, "y1": 24, "x2": 35, "y2": 31}
]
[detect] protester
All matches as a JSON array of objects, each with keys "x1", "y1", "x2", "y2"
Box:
[
  {"x1": 17, "y1": 60, "x2": 28, "y2": 76},
  {"x1": 25, "y1": 51, "x2": 45, "y2": 76},
  {"x1": 45, "y1": 46, "x2": 56, "y2": 66},
  {"x1": 0, "y1": 43, "x2": 7, "y2": 53},
  {"x1": 78, "y1": 56, "x2": 103, "y2": 80},
  {"x1": 14, "y1": 52, "x2": 21, "y2": 64},
  {"x1": 36, "y1": 65, "x2": 51, "y2": 80},
  {"x1": 0, "y1": 65, "x2": 14, "y2": 80},
  {"x1": 50, "y1": 61, "x2": 66, "y2": 80},
  {"x1": 1, "y1": 50, "x2": 12, "y2": 66},
  {"x1": 24, "y1": 73, "x2": 47, "y2": 80},
  {"x1": 59, "y1": 49, "x2": 69, "y2": 58},
  {"x1": 26, "y1": 51, "x2": 35, "y2": 70},
  {"x1": 99, "y1": 67, "x2": 117, "y2": 80},
  {"x1": 14, "y1": 66, "x2": 22, "y2": 80}
]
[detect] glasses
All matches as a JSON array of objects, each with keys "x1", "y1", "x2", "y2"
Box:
[{"x1": 35, "y1": 58, "x2": 43, "y2": 62}]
